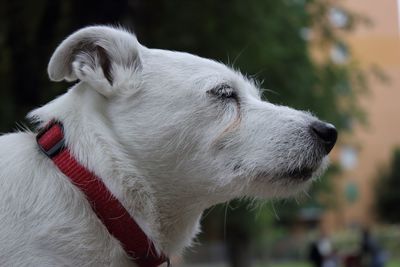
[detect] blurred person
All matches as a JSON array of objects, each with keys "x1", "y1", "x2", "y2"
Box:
[
  {"x1": 309, "y1": 241, "x2": 323, "y2": 267},
  {"x1": 309, "y1": 228, "x2": 338, "y2": 267},
  {"x1": 359, "y1": 228, "x2": 387, "y2": 267}
]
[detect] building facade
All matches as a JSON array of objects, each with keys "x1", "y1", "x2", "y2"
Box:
[{"x1": 323, "y1": 0, "x2": 400, "y2": 229}]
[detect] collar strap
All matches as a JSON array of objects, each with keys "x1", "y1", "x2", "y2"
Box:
[{"x1": 36, "y1": 121, "x2": 167, "y2": 267}]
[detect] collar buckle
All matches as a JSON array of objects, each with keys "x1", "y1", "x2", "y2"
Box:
[{"x1": 36, "y1": 120, "x2": 65, "y2": 158}]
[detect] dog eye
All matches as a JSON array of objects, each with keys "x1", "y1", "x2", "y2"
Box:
[{"x1": 207, "y1": 83, "x2": 237, "y2": 100}]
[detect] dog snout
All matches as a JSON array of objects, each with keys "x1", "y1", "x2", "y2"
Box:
[{"x1": 310, "y1": 121, "x2": 337, "y2": 154}]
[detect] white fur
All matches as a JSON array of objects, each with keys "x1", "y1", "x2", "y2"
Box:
[{"x1": 0, "y1": 26, "x2": 331, "y2": 266}]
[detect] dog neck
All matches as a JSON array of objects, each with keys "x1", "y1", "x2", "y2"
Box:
[
  {"x1": 28, "y1": 83, "x2": 224, "y2": 256},
  {"x1": 36, "y1": 121, "x2": 167, "y2": 266}
]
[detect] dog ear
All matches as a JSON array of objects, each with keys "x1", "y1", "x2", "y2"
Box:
[{"x1": 48, "y1": 26, "x2": 142, "y2": 97}]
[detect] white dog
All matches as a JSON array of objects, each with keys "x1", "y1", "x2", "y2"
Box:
[{"x1": 0, "y1": 26, "x2": 337, "y2": 266}]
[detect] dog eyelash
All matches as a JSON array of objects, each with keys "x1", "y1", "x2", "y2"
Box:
[{"x1": 207, "y1": 83, "x2": 238, "y2": 100}]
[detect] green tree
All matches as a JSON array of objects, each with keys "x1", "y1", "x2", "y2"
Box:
[{"x1": 375, "y1": 148, "x2": 400, "y2": 223}]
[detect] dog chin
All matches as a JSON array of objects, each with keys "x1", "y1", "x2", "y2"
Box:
[
  {"x1": 248, "y1": 157, "x2": 329, "y2": 198},
  {"x1": 286, "y1": 156, "x2": 329, "y2": 181}
]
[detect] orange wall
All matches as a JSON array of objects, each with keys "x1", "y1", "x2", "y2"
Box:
[{"x1": 324, "y1": 0, "x2": 400, "y2": 229}]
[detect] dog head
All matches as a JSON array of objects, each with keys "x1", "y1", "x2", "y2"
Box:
[{"x1": 47, "y1": 26, "x2": 337, "y2": 204}]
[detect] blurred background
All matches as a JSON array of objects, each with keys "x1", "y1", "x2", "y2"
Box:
[{"x1": 0, "y1": 0, "x2": 399, "y2": 267}]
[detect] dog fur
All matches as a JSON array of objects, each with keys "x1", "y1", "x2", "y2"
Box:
[{"x1": 0, "y1": 26, "x2": 332, "y2": 266}]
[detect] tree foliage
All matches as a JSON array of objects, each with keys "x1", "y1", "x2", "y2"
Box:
[
  {"x1": 375, "y1": 148, "x2": 400, "y2": 223},
  {"x1": 0, "y1": 0, "x2": 366, "y2": 131}
]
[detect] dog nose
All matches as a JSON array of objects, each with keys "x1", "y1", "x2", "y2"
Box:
[{"x1": 310, "y1": 121, "x2": 337, "y2": 154}]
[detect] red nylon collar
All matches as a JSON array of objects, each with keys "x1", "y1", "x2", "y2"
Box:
[{"x1": 36, "y1": 121, "x2": 168, "y2": 267}]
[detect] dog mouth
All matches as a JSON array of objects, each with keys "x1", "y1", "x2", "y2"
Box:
[
  {"x1": 253, "y1": 166, "x2": 317, "y2": 183},
  {"x1": 282, "y1": 167, "x2": 315, "y2": 181},
  {"x1": 235, "y1": 157, "x2": 325, "y2": 183}
]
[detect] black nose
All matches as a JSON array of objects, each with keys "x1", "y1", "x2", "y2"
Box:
[{"x1": 310, "y1": 121, "x2": 337, "y2": 154}]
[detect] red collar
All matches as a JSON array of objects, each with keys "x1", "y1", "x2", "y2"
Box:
[{"x1": 36, "y1": 121, "x2": 168, "y2": 267}]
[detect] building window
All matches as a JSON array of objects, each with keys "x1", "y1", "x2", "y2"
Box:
[
  {"x1": 330, "y1": 42, "x2": 349, "y2": 64},
  {"x1": 329, "y1": 7, "x2": 349, "y2": 28},
  {"x1": 345, "y1": 182, "x2": 359, "y2": 203},
  {"x1": 340, "y1": 145, "x2": 358, "y2": 170}
]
